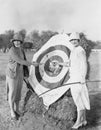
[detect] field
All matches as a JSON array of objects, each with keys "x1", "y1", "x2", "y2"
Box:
[{"x1": 0, "y1": 51, "x2": 101, "y2": 130}]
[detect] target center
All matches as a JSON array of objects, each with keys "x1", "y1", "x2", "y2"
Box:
[{"x1": 45, "y1": 59, "x2": 62, "y2": 76}]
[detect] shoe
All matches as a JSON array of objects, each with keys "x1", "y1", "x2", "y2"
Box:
[
  {"x1": 15, "y1": 111, "x2": 20, "y2": 118},
  {"x1": 82, "y1": 120, "x2": 87, "y2": 126},
  {"x1": 72, "y1": 121, "x2": 87, "y2": 129},
  {"x1": 15, "y1": 111, "x2": 24, "y2": 117},
  {"x1": 72, "y1": 122, "x2": 83, "y2": 129},
  {"x1": 11, "y1": 111, "x2": 18, "y2": 121}
]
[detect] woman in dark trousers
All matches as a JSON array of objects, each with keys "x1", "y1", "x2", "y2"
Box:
[{"x1": 6, "y1": 33, "x2": 38, "y2": 120}]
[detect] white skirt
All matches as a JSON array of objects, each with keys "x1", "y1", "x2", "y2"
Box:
[{"x1": 70, "y1": 83, "x2": 90, "y2": 111}]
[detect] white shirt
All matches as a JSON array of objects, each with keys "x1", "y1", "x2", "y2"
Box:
[{"x1": 69, "y1": 46, "x2": 87, "y2": 82}]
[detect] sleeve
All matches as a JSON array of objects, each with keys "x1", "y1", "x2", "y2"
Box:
[
  {"x1": 79, "y1": 49, "x2": 87, "y2": 81},
  {"x1": 9, "y1": 47, "x2": 31, "y2": 66}
]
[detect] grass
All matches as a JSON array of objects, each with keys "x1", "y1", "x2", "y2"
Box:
[{"x1": 0, "y1": 51, "x2": 101, "y2": 130}]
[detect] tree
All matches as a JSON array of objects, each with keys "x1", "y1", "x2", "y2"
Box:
[
  {"x1": 0, "y1": 30, "x2": 14, "y2": 50},
  {"x1": 5, "y1": 30, "x2": 15, "y2": 49},
  {"x1": 79, "y1": 32, "x2": 96, "y2": 58},
  {"x1": 28, "y1": 30, "x2": 41, "y2": 49},
  {"x1": 94, "y1": 41, "x2": 101, "y2": 49},
  {"x1": 79, "y1": 32, "x2": 96, "y2": 80},
  {"x1": 5, "y1": 30, "x2": 14, "y2": 39},
  {"x1": 0, "y1": 34, "x2": 9, "y2": 52},
  {"x1": 0, "y1": 35, "x2": 3, "y2": 48},
  {"x1": 18, "y1": 29, "x2": 26, "y2": 41},
  {"x1": 40, "y1": 30, "x2": 58, "y2": 46}
]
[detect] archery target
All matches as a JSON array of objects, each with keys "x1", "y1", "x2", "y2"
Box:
[
  {"x1": 34, "y1": 45, "x2": 70, "y2": 89},
  {"x1": 29, "y1": 34, "x2": 72, "y2": 91}
]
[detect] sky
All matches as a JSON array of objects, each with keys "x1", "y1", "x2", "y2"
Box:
[{"x1": 0, "y1": 0, "x2": 101, "y2": 41}]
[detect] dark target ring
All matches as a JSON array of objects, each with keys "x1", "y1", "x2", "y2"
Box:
[{"x1": 35, "y1": 45, "x2": 70, "y2": 89}]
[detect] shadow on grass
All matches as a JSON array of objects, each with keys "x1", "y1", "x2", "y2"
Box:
[{"x1": 87, "y1": 93, "x2": 101, "y2": 128}]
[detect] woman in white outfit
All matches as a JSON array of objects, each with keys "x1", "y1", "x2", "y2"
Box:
[
  {"x1": 6, "y1": 33, "x2": 38, "y2": 120},
  {"x1": 68, "y1": 32, "x2": 90, "y2": 129}
]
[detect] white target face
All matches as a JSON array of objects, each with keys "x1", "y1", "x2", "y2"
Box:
[{"x1": 33, "y1": 45, "x2": 70, "y2": 89}]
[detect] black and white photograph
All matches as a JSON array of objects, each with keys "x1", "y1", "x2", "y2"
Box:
[{"x1": 0, "y1": 0, "x2": 101, "y2": 130}]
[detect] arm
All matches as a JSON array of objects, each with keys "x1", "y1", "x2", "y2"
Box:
[
  {"x1": 58, "y1": 60, "x2": 70, "y2": 67},
  {"x1": 79, "y1": 49, "x2": 87, "y2": 83},
  {"x1": 9, "y1": 47, "x2": 33, "y2": 66}
]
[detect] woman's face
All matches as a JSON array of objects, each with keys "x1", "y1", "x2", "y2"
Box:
[
  {"x1": 70, "y1": 39, "x2": 79, "y2": 47},
  {"x1": 13, "y1": 40, "x2": 22, "y2": 48}
]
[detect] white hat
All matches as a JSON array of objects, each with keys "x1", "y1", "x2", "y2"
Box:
[{"x1": 69, "y1": 32, "x2": 80, "y2": 41}]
